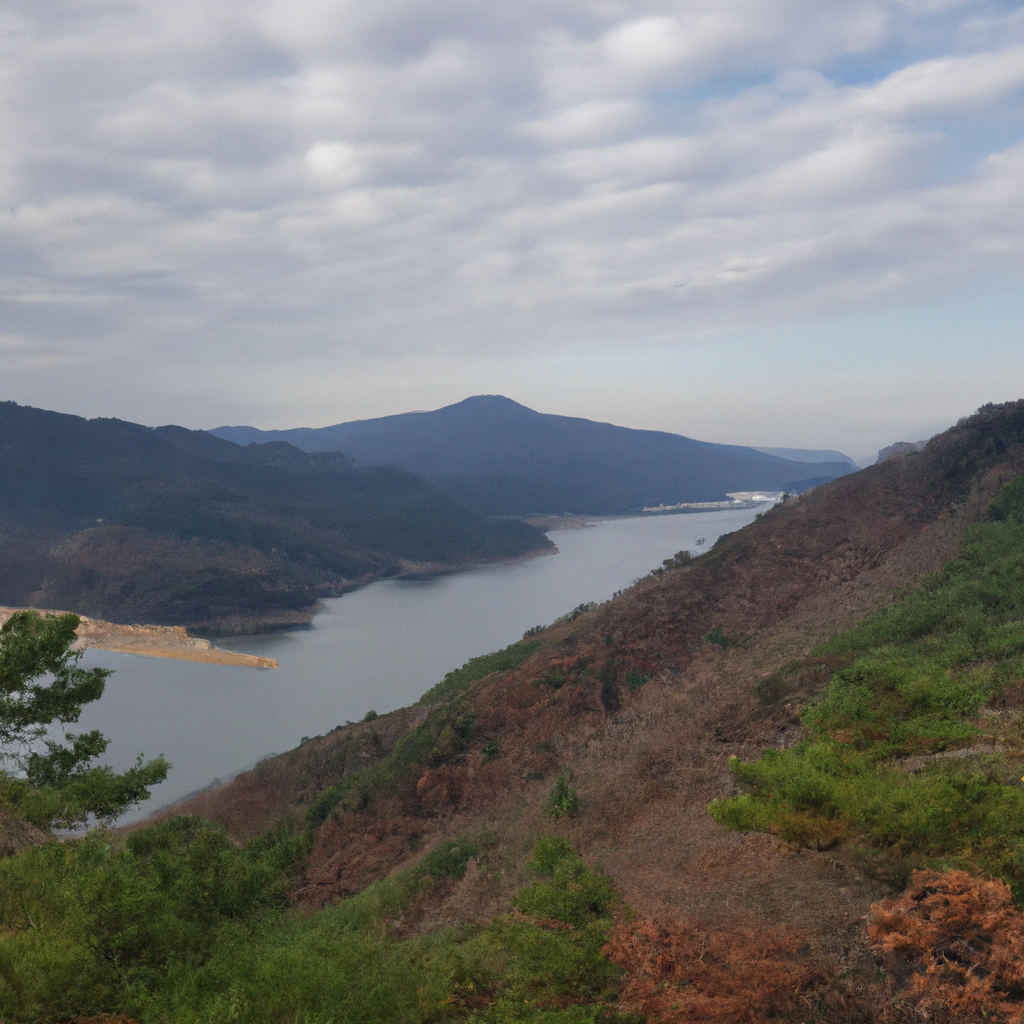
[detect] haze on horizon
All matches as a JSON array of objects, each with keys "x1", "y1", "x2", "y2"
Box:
[{"x1": 2, "y1": 0, "x2": 1023, "y2": 463}]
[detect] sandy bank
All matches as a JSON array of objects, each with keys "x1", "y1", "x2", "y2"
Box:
[{"x1": 0, "y1": 607, "x2": 277, "y2": 669}]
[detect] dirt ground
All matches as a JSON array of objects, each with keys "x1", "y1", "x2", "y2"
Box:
[{"x1": 0, "y1": 606, "x2": 277, "y2": 668}]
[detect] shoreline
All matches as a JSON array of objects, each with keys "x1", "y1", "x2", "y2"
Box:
[
  {"x1": 525, "y1": 503, "x2": 770, "y2": 532},
  {"x1": 0, "y1": 607, "x2": 278, "y2": 669}
]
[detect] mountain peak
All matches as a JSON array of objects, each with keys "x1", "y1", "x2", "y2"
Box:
[{"x1": 446, "y1": 394, "x2": 534, "y2": 413}]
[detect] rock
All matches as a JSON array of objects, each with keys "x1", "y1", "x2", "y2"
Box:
[{"x1": 876, "y1": 440, "x2": 927, "y2": 464}]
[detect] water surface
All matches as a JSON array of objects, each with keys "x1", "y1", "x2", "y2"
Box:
[{"x1": 76, "y1": 508, "x2": 766, "y2": 820}]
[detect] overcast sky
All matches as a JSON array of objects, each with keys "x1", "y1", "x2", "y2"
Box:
[{"x1": 2, "y1": 0, "x2": 1023, "y2": 460}]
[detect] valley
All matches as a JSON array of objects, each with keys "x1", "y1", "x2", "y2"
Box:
[
  {"x1": 0, "y1": 401, "x2": 551, "y2": 633},
  {"x1": 5, "y1": 400, "x2": 1024, "y2": 1022}
]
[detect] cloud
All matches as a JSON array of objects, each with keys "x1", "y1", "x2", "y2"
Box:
[{"x1": 0, "y1": 0, "x2": 1022, "y2": 441}]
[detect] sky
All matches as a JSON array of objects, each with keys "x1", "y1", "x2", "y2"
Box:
[{"x1": 2, "y1": 0, "x2": 1023, "y2": 462}]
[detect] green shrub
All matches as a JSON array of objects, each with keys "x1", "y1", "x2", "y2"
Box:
[
  {"x1": 419, "y1": 639, "x2": 547, "y2": 705},
  {"x1": 626, "y1": 672, "x2": 649, "y2": 692},
  {"x1": 989, "y1": 472, "x2": 1024, "y2": 522},
  {"x1": 516, "y1": 837, "x2": 615, "y2": 927},
  {"x1": 0, "y1": 824, "x2": 628, "y2": 1024},
  {"x1": 305, "y1": 699, "x2": 477, "y2": 825},
  {"x1": 711, "y1": 474, "x2": 1024, "y2": 893},
  {"x1": 544, "y1": 771, "x2": 580, "y2": 819},
  {"x1": 0, "y1": 816, "x2": 303, "y2": 1021},
  {"x1": 703, "y1": 627, "x2": 732, "y2": 649}
]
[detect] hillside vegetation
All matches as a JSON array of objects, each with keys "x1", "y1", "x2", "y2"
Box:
[
  {"x1": 711, "y1": 474, "x2": 1024, "y2": 892},
  {"x1": 6, "y1": 402, "x2": 1024, "y2": 1021},
  {"x1": 0, "y1": 402, "x2": 550, "y2": 633},
  {"x1": 212, "y1": 395, "x2": 855, "y2": 515}
]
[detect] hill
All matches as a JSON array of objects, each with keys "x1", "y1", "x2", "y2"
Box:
[
  {"x1": 212, "y1": 395, "x2": 856, "y2": 515},
  {"x1": 151, "y1": 400, "x2": 1024, "y2": 1017},
  {"x1": 7, "y1": 400, "x2": 1024, "y2": 1023},
  {"x1": 751, "y1": 445, "x2": 858, "y2": 466},
  {"x1": 0, "y1": 401, "x2": 551, "y2": 633}
]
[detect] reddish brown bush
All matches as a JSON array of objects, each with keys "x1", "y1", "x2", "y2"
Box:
[
  {"x1": 868, "y1": 869, "x2": 1024, "y2": 1022},
  {"x1": 604, "y1": 917, "x2": 822, "y2": 1023}
]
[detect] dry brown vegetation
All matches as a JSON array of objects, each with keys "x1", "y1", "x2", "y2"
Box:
[
  {"x1": 155, "y1": 403, "x2": 1024, "y2": 1020},
  {"x1": 869, "y1": 870, "x2": 1024, "y2": 1021},
  {"x1": 141, "y1": 707, "x2": 428, "y2": 843},
  {"x1": 605, "y1": 916, "x2": 823, "y2": 1023},
  {"x1": 0, "y1": 811, "x2": 50, "y2": 858}
]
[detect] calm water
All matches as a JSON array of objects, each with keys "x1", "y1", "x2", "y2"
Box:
[{"x1": 76, "y1": 507, "x2": 767, "y2": 821}]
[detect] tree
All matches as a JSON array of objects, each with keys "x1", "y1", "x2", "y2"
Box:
[{"x1": 0, "y1": 610, "x2": 169, "y2": 827}]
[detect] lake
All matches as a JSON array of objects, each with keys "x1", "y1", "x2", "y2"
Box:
[{"x1": 75, "y1": 507, "x2": 768, "y2": 821}]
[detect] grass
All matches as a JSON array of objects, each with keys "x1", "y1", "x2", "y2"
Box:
[
  {"x1": 418, "y1": 639, "x2": 548, "y2": 706},
  {"x1": 306, "y1": 697, "x2": 477, "y2": 826},
  {"x1": 0, "y1": 824, "x2": 630, "y2": 1024},
  {"x1": 710, "y1": 473, "x2": 1024, "y2": 895}
]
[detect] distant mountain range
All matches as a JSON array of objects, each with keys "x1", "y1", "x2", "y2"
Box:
[
  {"x1": 212, "y1": 396, "x2": 857, "y2": 516},
  {"x1": 0, "y1": 401, "x2": 549, "y2": 632},
  {"x1": 752, "y1": 446, "x2": 858, "y2": 466}
]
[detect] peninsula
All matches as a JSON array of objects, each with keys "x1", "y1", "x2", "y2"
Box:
[{"x1": 0, "y1": 607, "x2": 277, "y2": 668}]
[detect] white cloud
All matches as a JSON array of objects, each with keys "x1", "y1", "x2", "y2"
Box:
[
  {"x1": 1, "y1": 0, "x2": 1022, "y2": 443},
  {"x1": 855, "y1": 45, "x2": 1024, "y2": 115},
  {"x1": 521, "y1": 99, "x2": 646, "y2": 145}
]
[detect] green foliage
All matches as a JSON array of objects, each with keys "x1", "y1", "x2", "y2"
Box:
[
  {"x1": 544, "y1": 771, "x2": 580, "y2": 819},
  {"x1": 515, "y1": 837, "x2": 616, "y2": 927},
  {"x1": 0, "y1": 828, "x2": 627, "y2": 1023},
  {"x1": 330, "y1": 834, "x2": 493, "y2": 932},
  {"x1": 989, "y1": 471, "x2": 1024, "y2": 523},
  {"x1": 703, "y1": 626, "x2": 732, "y2": 649},
  {"x1": 651, "y1": 550, "x2": 693, "y2": 577},
  {"x1": 0, "y1": 816, "x2": 304, "y2": 1020},
  {"x1": 482, "y1": 740, "x2": 500, "y2": 764},
  {"x1": 0, "y1": 610, "x2": 168, "y2": 826},
  {"x1": 711, "y1": 474, "x2": 1024, "y2": 892},
  {"x1": 553, "y1": 603, "x2": 598, "y2": 626},
  {"x1": 816, "y1": 520, "x2": 1024, "y2": 663},
  {"x1": 305, "y1": 700, "x2": 476, "y2": 826},
  {"x1": 535, "y1": 669, "x2": 568, "y2": 690},
  {"x1": 419, "y1": 639, "x2": 547, "y2": 706},
  {"x1": 625, "y1": 672, "x2": 649, "y2": 692}
]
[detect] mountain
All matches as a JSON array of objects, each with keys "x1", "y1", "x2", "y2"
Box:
[
  {"x1": 211, "y1": 395, "x2": 856, "y2": 515},
  {"x1": 10, "y1": 401, "x2": 1024, "y2": 1021},
  {"x1": 751, "y1": 445, "x2": 857, "y2": 465},
  {"x1": 0, "y1": 401, "x2": 551, "y2": 632},
  {"x1": 124, "y1": 399, "x2": 1024, "y2": 1020}
]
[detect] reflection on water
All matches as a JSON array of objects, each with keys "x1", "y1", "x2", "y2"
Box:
[{"x1": 76, "y1": 508, "x2": 767, "y2": 821}]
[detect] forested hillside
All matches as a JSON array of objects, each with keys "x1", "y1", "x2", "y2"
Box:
[
  {"x1": 213, "y1": 395, "x2": 856, "y2": 515},
  {"x1": 0, "y1": 402, "x2": 550, "y2": 633}
]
